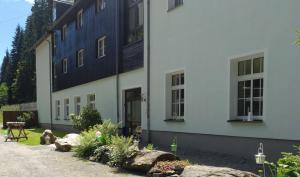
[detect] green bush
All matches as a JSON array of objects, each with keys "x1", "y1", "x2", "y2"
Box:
[
  {"x1": 265, "y1": 146, "x2": 300, "y2": 177},
  {"x1": 108, "y1": 135, "x2": 137, "y2": 167},
  {"x1": 73, "y1": 127, "x2": 101, "y2": 158},
  {"x1": 70, "y1": 107, "x2": 102, "y2": 131},
  {"x1": 92, "y1": 145, "x2": 111, "y2": 164},
  {"x1": 97, "y1": 119, "x2": 118, "y2": 137}
]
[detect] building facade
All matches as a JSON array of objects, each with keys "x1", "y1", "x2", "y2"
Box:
[{"x1": 35, "y1": 0, "x2": 300, "y2": 160}]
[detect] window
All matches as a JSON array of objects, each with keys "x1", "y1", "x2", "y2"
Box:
[
  {"x1": 97, "y1": 37, "x2": 106, "y2": 58},
  {"x1": 74, "y1": 97, "x2": 81, "y2": 115},
  {"x1": 77, "y1": 49, "x2": 84, "y2": 67},
  {"x1": 55, "y1": 100, "x2": 60, "y2": 120},
  {"x1": 96, "y1": 0, "x2": 105, "y2": 12},
  {"x1": 62, "y1": 24, "x2": 67, "y2": 40},
  {"x1": 168, "y1": 0, "x2": 183, "y2": 11},
  {"x1": 62, "y1": 58, "x2": 68, "y2": 74},
  {"x1": 87, "y1": 94, "x2": 96, "y2": 110},
  {"x1": 53, "y1": 63, "x2": 57, "y2": 78},
  {"x1": 77, "y1": 10, "x2": 83, "y2": 29},
  {"x1": 64, "y1": 98, "x2": 70, "y2": 120},
  {"x1": 166, "y1": 71, "x2": 185, "y2": 120},
  {"x1": 235, "y1": 55, "x2": 264, "y2": 119},
  {"x1": 124, "y1": 0, "x2": 144, "y2": 45}
]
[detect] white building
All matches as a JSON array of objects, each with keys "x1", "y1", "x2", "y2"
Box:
[{"x1": 35, "y1": 0, "x2": 300, "y2": 159}]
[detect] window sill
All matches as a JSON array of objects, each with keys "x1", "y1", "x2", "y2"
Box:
[
  {"x1": 227, "y1": 119, "x2": 263, "y2": 123},
  {"x1": 164, "y1": 119, "x2": 185, "y2": 122}
]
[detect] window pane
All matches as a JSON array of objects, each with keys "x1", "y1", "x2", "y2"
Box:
[
  {"x1": 180, "y1": 103, "x2": 184, "y2": 117},
  {"x1": 253, "y1": 101, "x2": 260, "y2": 116},
  {"x1": 245, "y1": 60, "x2": 251, "y2": 75},
  {"x1": 245, "y1": 100, "x2": 251, "y2": 115},
  {"x1": 180, "y1": 89, "x2": 184, "y2": 102},
  {"x1": 245, "y1": 80, "x2": 251, "y2": 98},
  {"x1": 238, "y1": 100, "x2": 245, "y2": 116},
  {"x1": 238, "y1": 61, "x2": 245, "y2": 76},
  {"x1": 172, "y1": 90, "x2": 177, "y2": 103},
  {"x1": 253, "y1": 58, "x2": 261, "y2": 73},
  {"x1": 180, "y1": 73, "x2": 184, "y2": 85},
  {"x1": 238, "y1": 81, "x2": 244, "y2": 98}
]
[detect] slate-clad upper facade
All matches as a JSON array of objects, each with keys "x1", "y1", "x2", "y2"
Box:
[{"x1": 52, "y1": 0, "x2": 144, "y2": 91}]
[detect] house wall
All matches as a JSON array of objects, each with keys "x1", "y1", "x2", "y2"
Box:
[
  {"x1": 147, "y1": 0, "x2": 300, "y2": 141},
  {"x1": 36, "y1": 36, "x2": 51, "y2": 125}
]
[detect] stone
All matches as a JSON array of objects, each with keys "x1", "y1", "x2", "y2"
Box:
[
  {"x1": 181, "y1": 165, "x2": 259, "y2": 177},
  {"x1": 124, "y1": 149, "x2": 179, "y2": 172},
  {"x1": 40, "y1": 129, "x2": 57, "y2": 145},
  {"x1": 54, "y1": 133, "x2": 80, "y2": 152}
]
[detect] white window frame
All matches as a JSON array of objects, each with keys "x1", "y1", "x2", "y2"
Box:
[
  {"x1": 97, "y1": 36, "x2": 106, "y2": 59},
  {"x1": 87, "y1": 94, "x2": 96, "y2": 110},
  {"x1": 96, "y1": 0, "x2": 105, "y2": 12},
  {"x1": 77, "y1": 49, "x2": 84, "y2": 67},
  {"x1": 62, "y1": 24, "x2": 67, "y2": 40},
  {"x1": 74, "y1": 96, "x2": 81, "y2": 115},
  {"x1": 64, "y1": 98, "x2": 70, "y2": 120},
  {"x1": 63, "y1": 58, "x2": 68, "y2": 74},
  {"x1": 166, "y1": 70, "x2": 185, "y2": 120},
  {"x1": 230, "y1": 52, "x2": 264, "y2": 120},
  {"x1": 168, "y1": 0, "x2": 183, "y2": 11},
  {"x1": 77, "y1": 10, "x2": 83, "y2": 29},
  {"x1": 55, "y1": 100, "x2": 60, "y2": 120}
]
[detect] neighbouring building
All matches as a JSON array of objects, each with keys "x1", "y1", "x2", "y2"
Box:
[{"x1": 34, "y1": 0, "x2": 300, "y2": 160}]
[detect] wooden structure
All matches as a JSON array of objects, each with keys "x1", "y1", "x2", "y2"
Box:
[
  {"x1": 5, "y1": 122, "x2": 28, "y2": 142},
  {"x1": 2, "y1": 111, "x2": 38, "y2": 129}
]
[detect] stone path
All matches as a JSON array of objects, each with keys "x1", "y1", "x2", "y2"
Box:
[{"x1": 0, "y1": 136, "x2": 143, "y2": 177}]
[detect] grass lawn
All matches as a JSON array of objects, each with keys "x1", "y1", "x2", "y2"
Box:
[{"x1": 0, "y1": 128, "x2": 67, "y2": 146}]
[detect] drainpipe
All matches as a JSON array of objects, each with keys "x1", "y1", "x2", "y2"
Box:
[
  {"x1": 146, "y1": 0, "x2": 151, "y2": 143},
  {"x1": 46, "y1": 37, "x2": 53, "y2": 131},
  {"x1": 115, "y1": 0, "x2": 120, "y2": 125}
]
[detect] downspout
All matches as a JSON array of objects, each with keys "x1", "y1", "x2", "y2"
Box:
[
  {"x1": 146, "y1": 0, "x2": 151, "y2": 143},
  {"x1": 115, "y1": 0, "x2": 120, "y2": 124},
  {"x1": 46, "y1": 37, "x2": 53, "y2": 131}
]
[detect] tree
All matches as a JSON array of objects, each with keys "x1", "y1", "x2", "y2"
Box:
[{"x1": 0, "y1": 83, "x2": 8, "y2": 106}]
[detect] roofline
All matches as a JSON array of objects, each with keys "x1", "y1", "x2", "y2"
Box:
[{"x1": 30, "y1": 32, "x2": 52, "y2": 51}]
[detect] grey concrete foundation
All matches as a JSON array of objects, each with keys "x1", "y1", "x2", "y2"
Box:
[
  {"x1": 142, "y1": 130, "x2": 300, "y2": 161},
  {"x1": 40, "y1": 123, "x2": 78, "y2": 133}
]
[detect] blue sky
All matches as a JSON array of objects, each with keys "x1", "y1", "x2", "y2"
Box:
[{"x1": 0, "y1": 0, "x2": 33, "y2": 65}]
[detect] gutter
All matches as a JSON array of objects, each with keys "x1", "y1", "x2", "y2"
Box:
[
  {"x1": 116, "y1": 0, "x2": 120, "y2": 124},
  {"x1": 146, "y1": 0, "x2": 151, "y2": 143}
]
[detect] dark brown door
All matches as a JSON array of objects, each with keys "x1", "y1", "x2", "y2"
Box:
[{"x1": 124, "y1": 88, "x2": 141, "y2": 136}]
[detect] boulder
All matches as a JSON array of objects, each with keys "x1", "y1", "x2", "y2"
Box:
[
  {"x1": 40, "y1": 129, "x2": 57, "y2": 145},
  {"x1": 181, "y1": 165, "x2": 259, "y2": 177},
  {"x1": 124, "y1": 150, "x2": 179, "y2": 172},
  {"x1": 54, "y1": 133, "x2": 80, "y2": 152}
]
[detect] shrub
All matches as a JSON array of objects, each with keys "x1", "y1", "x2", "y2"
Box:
[
  {"x1": 265, "y1": 146, "x2": 300, "y2": 177},
  {"x1": 73, "y1": 127, "x2": 101, "y2": 158},
  {"x1": 92, "y1": 145, "x2": 111, "y2": 164},
  {"x1": 96, "y1": 119, "x2": 119, "y2": 137},
  {"x1": 70, "y1": 107, "x2": 102, "y2": 131},
  {"x1": 108, "y1": 135, "x2": 137, "y2": 167},
  {"x1": 146, "y1": 144, "x2": 154, "y2": 151}
]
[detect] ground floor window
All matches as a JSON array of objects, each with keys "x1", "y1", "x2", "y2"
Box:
[
  {"x1": 87, "y1": 94, "x2": 96, "y2": 110},
  {"x1": 64, "y1": 98, "x2": 69, "y2": 120},
  {"x1": 74, "y1": 97, "x2": 81, "y2": 115},
  {"x1": 55, "y1": 100, "x2": 60, "y2": 120}
]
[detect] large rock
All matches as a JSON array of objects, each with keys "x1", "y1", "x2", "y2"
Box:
[
  {"x1": 40, "y1": 129, "x2": 57, "y2": 145},
  {"x1": 181, "y1": 165, "x2": 259, "y2": 177},
  {"x1": 54, "y1": 133, "x2": 80, "y2": 152},
  {"x1": 124, "y1": 150, "x2": 179, "y2": 172}
]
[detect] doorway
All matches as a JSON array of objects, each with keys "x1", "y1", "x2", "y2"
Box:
[{"x1": 124, "y1": 88, "x2": 141, "y2": 136}]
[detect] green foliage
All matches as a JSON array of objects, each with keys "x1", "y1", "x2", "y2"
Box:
[
  {"x1": 70, "y1": 107, "x2": 102, "y2": 131},
  {"x1": 73, "y1": 127, "x2": 101, "y2": 158},
  {"x1": 108, "y1": 135, "x2": 137, "y2": 167},
  {"x1": 265, "y1": 146, "x2": 300, "y2": 177},
  {"x1": 96, "y1": 119, "x2": 118, "y2": 137},
  {"x1": 0, "y1": 83, "x2": 8, "y2": 106},
  {"x1": 92, "y1": 145, "x2": 111, "y2": 163},
  {"x1": 295, "y1": 31, "x2": 300, "y2": 45},
  {"x1": 146, "y1": 144, "x2": 154, "y2": 151}
]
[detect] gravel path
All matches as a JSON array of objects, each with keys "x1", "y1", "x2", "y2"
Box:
[{"x1": 0, "y1": 136, "x2": 143, "y2": 177}]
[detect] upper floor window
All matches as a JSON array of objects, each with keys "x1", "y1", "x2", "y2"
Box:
[
  {"x1": 230, "y1": 53, "x2": 264, "y2": 121},
  {"x1": 87, "y1": 94, "x2": 96, "y2": 110},
  {"x1": 97, "y1": 36, "x2": 106, "y2": 58},
  {"x1": 96, "y1": 0, "x2": 105, "y2": 12},
  {"x1": 168, "y1": 0, "x2": 183, "y2": 11},
  {"x1": 62, "y1": 58, "x2": 68, "y2": 74},
  {"x1": 62, "y1": 24, "x2": 67, "y2": 40},
  {"x1": 77, "y1": 10, "x2": 83, "y2": 29},
  {"x1": 77, "y1": 49, "x2": 84, "y2": 67},
  {"x1": 124, "y1": 0, "x2": 144, "y2": 45}
]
